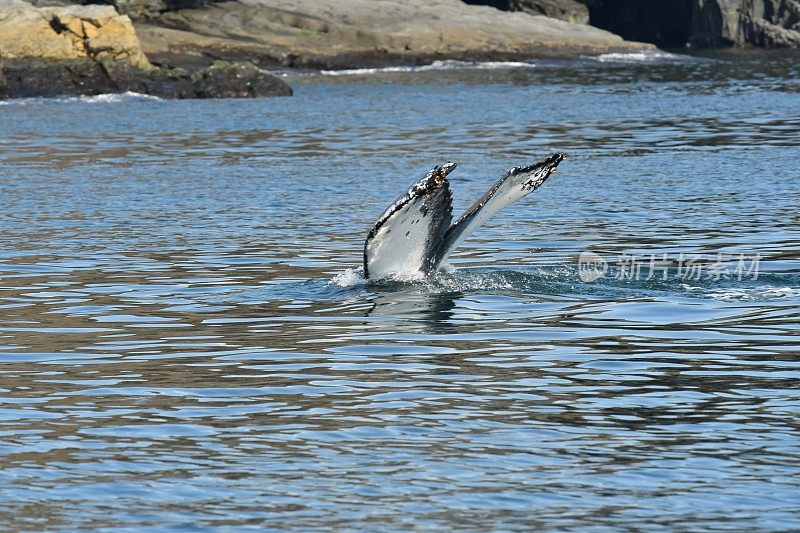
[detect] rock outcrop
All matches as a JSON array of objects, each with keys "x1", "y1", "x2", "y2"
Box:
[
  {"x1": 573, "y1": 0, "x2": 800, "y2": 48},
  {"x1": 0, "y1": 2, "x2": 152, "y2": 67},
  {"x1": 132, "y1": 0, "x2": 653, "y2": 70},
  {"x1": 0, "y1": 58, "x2": 292, "y2": 98},
  {"x1": 0, "y1": 0, "x2": 292, "y2": 98},
  {"x1": 692, "y1": 0, "x2": 800, "y2": 47}
]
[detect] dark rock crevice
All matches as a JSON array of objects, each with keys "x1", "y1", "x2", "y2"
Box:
[
  {"x1": 583, "y1": 0, "x2": 694, "y2": 48},
  {"x1": 461, "y1": 0, "x2": 509, "y2": 9},
  {"x1": 691, "y1": 0, "x2": 734, "y2": 47},
  {"x1": 460, "y1": 0, "x2": 694, "y2": 46}
]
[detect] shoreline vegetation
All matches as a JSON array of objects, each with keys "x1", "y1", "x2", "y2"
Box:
[{"x1": 1, "y1": 0, "x2": 798, "y2": 99}]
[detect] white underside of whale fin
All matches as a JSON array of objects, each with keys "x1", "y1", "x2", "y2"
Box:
[
  {"x1": 363, "y1": 164, "x2": 455, "y2": 280},
  {"x1": 432, "y1": 153, "x2": 565, "y2": 271}
]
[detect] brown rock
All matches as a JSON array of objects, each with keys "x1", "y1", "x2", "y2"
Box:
[{"x1": 0, "y1": 3, "x2": 153, "y2": 68}]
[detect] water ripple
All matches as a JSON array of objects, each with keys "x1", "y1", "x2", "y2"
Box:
[{"x1": 0, "y1": 51, "x2": 799, "y2": 531}]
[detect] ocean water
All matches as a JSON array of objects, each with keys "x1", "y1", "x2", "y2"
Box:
[{"x1": 0, "y1": 50, "x2": 799, "y2": 531}]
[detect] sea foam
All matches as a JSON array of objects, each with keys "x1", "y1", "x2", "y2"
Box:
[
  {"x1": 320, "y1": 60, "x2": 536, "y2": 76},
  {"x1": 593, "y1": 51, "x2": 680, "y2": 63},
  {"x1": 0, "y1": 91, "x2": 160, "y2": 106}
]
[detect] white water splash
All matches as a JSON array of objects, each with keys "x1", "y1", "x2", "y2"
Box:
[
  {"x1": 708, "y1": 286, "x2": 800, "y2": 302},
  {"x1": 80, "y1": 92, "x2": 161, "y2": 103},
  {"x1": 593, "y1": 51, "x2": 680, "y2": 63},
  {"x1": 0, "y1": 91, "x2": 160, "y2": 106},
  {"x1": 429, "y1": 270, "x2": 515, "y2": 292},
  {"x1": 320, "y1": 60, "x2": 536, "y2": 76},
  {"x1": 329, "y1": 268, "x2": 366, "y2": 287}
]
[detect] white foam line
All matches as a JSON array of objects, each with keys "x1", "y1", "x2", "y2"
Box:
[
  {"x1": 320, "y1": 59, "x2": 536, "y2": 76},
  {"x1": 593, "y1": 51, "x2": 680, "y2": 63},
  {"x1": 0, "y1": 91, "x2": 161, "y2": 106},
  {"x1": 709, "y1": 286, "x2": 800, "y2": 302},
  {"x1": 79, "y1": 91, "x2": 161, "y2": 103}
]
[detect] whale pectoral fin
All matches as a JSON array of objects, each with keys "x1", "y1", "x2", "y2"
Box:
[
  {"x1": 432, "y1": 153, "x2": 566, "y2": 270},
  {"x1": 363, "y1": 163, "x2": 456, "y2": 280}
]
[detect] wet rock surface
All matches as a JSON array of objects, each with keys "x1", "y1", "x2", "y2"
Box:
[{"x1": 0, "y1": 58, "x2": 292, "y2": 98}]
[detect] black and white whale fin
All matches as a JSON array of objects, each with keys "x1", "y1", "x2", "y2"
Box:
[
  {"x1": 363, "y1": 163, "x2": 456, "y2": 280},
  {"x1": 430, "y1": 153, "x2": 566, "y2": 271}
]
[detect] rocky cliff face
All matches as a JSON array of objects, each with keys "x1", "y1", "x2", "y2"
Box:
[
  {"x1": 582, "y1": 0, "x2": 800, "y2": 47},
  {"x1": 464, "y1": 0, "x2": 800, "y2": 48},
  {"x1": 693, "y1": 0, "x2": 800, "y2": 47}
]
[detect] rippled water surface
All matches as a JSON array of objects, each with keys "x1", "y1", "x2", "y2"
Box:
[{"x1": 1, "y1": 51, "x2": 799, "y2": 531}]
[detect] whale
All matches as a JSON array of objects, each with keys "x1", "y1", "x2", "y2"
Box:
[{"x1": 363, "y1": 153, "x2": 566, "y2": 280}]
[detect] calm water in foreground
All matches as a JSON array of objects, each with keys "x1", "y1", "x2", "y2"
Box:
[{"x1": 1, "y1": 50, "x2": 799, "y2": 531}]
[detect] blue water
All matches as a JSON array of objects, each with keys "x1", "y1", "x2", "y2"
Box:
[{"x1": 1, "y1": 50, "x2": 799, "y2": 531}]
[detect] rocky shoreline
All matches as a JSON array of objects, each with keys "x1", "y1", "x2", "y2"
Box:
[
  {"x1": 1, "y1": 0, "x2": 654, "y2": 99},
  {"x1": 2, "y1": 0, "x2": 798, "y2": 100},
  {"x1": 131, "y1": 0, "x2": 654, "y2": 71}
]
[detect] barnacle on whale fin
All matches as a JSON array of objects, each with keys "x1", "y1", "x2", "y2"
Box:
[{"x1": 433, "y1": 162, "x2": 457, "y2": 188}]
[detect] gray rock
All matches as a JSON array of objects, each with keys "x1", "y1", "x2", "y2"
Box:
[
  {"x1": 113, "y1": 0, "x2": 167, "y2": 20},
  {"x1": 509, "y1": 0, "x2": 589, "y2": 24},
  {"x1": 185, "y1": 60, "x2": 292, "y2": 98},
  {"x1": 738, "y1": 0, "x2": 800, "y2": 47},
  {"x1": 113, "y1": 0, "x2": 220, "y2": 21},
  {"x1": 0, "y1": 58, "x2": 112, "y2": 97},
  {"x1": 134, "y1": 0, "x2": 651, "y2": 70},
  {"x1": 691, "y1": 0, "x2": 800, "y2": 47}
]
